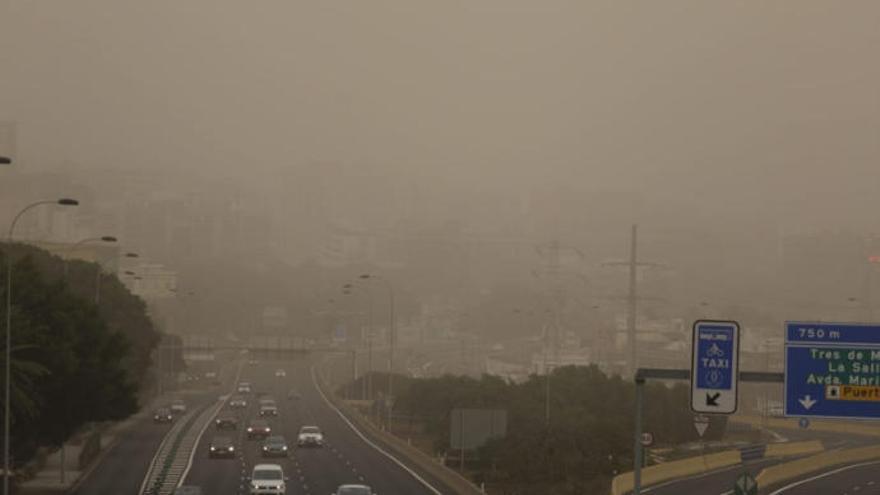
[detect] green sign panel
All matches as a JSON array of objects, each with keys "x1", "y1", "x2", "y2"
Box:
[{"x1": 734, "y1": 473, "x2": 757, "y2": 495}]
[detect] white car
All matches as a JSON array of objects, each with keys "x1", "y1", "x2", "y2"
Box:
[
  {"x1": 248, "y1": 463, "x2": 287, "y2": 495},
  {"x1": 170, "y1": 400, "x2": 187, "y2": 413},
  {"x1": 238, "y1": 382, "x2": 252, "y2": 394},
  {"x1": 229, "y1": 396, "x2": 248, "y2": 408},
  {"x1": 297, "y1": 426, "x2": 324, "y2": 447},
  {"x1": 332, "y1": 485, "x2": 374, "y2": 495},
  {"x1": 259, "y1": 404, "x2": 279, "y2": 417},
  {"x1": 275, "y1": 369, "x2": 286, "y2": 378}
]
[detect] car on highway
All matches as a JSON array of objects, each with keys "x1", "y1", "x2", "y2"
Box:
[
  {"x1": 153, "y1": 408, "x2": 173, "y2": 423},
  {"x1": 296, "y1": 425, "x2": 324, "y2": 447},
  {"x1": 248, "y1": 358, "x2": 259, "y2": 366},
  {"x1": 229, "y1": 396, "x2": 248, "y2": 408},
  {"x1": 332, "y1": 485, "x2": 374, "y2": 495},
  {"x1": 215, "y1": 413, "x2": 238, "y2": 430},
  {"x1": 259, "y1": 404, "x2": 279, "y2": 417},
  {"x1": 248, "y1": 463, "x2": 287, "y2": 495},
  {"x1": 237, "y1": 382, "x2": 253, "y2": 393},
  {"x1": 172, "y1": 486, "x2": 202, "y2": 495},
  {"x1": 170, "y1": 399, "x2": 187, "y2": 413},
  {"x1": 260, "y1": 435, "x2": 289, "y2": 457},
  {"x1": 247, "y1": 419, "x2": 272, "y2": 439},
  {"x1": 208, "y1": 435, "x2": 236, "y2": 458},
  {"x1": 287, "y1": 389, "x2": 301, "y2": 400},
  {"x1": 274, "y1": 369, "x2": 286, "y2": 377}
]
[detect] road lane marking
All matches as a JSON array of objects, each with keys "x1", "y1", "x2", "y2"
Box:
[
  {"x1": 768, "y1": 460, "x2": 880, "y2": 494},
  {"x1": 310, "y1": 365, "x2": 444, "y2": 495}
]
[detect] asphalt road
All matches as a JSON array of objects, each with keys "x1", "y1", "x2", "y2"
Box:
[
  {"x1": 73, "y1": 355, "x2": 239, "y2": 495},
  {"x1": 183, "y1": 356, "x2": 452, "y2": 495},
  {"x1": 762, "y1": 460, "x2": 880, "y2": 495},
  {"x1": 641, "y1": 424, "x2": 878, "y2": 495}
]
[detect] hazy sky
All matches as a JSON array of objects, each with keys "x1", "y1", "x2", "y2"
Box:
[{"x1": 1, "y1": 1, "x2": 878, "y2": 230}]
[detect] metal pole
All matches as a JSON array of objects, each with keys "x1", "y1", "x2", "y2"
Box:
[
  {"x1": 4, "y1": 251, "x2": 11, "y2": 495},
  {"x1": 94, "y1": 264, "x2": 101, "y2": 305},
  {"x1": 384, "y1": 280, "x2": 395, "y2": 429},
  {"x1": 5, "y1": 200, "x2": 57, "y2": 495},
  {"x1": 628, "y1": 224, "x2": 638, "y2": 376},
  {"x1": 633, "y1": 376, "x2": 644, "y2": 495}
]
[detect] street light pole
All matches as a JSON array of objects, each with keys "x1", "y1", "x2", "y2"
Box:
[
  {"x1": 360, "y1": 274, "x2": 394, "y2": 429},
  {"x1": 94, "y1": 252, "x2": 138, "y2": 305},
  {"x1": 62, "y1": 236, "x2": 117, "y2": 277},
  {"x1": 343, "y1": 283, "x2": 374, "y2": 401},
  {"x1": 4, "y1": 198, "x2": 78, "y2": 495}
]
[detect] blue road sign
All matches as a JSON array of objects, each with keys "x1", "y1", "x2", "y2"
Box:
[
  {"x1": 691, "y1": 320, "x2": 740, "y2": 414},
  {"x1": 785, "y1": 321, "x2": 880, "y2": 419}
]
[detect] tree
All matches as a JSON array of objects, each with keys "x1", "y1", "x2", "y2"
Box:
[{"x1": 0, "y1": 248, "x2": 144, "y2": 467}]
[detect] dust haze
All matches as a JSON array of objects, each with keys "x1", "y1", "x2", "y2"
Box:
[{"x1": 1, "y1": 1, "x2": 878, "y2": 352}]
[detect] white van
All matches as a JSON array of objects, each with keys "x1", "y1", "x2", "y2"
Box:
[{"x1": 248, "y1": 463, "x2": 287, "y2": 495}]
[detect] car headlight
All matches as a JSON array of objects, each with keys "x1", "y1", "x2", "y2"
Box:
[
  {"x1": 262, "y1": 446, "x2": 268, "y2": 451},
  {"x1": 282, "y1": 446, "x2": 288, "y2": 450},
  {"x1": 210, "y1": 446, "x2": 215, "y2": 451},
  {"x1": 228, "y1": 446, "x2": 234, "y2": 451},
  {"x1": 266, "y1": 428, "x2": 271, "y2": 432},
  {"x1": 247, "y1": 427, "x2": 253, "y2": 432}
]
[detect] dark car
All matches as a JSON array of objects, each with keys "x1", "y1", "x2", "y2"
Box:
[
  {"x1": 208, "y1": 436, "x2": 236, "y2": 458},
  {"x1": 333, "y1": 485, "x2": 374, "y2": 495},
  {"x1": 215, "y1": 413, "x2": 238, "y2": 430},
  {"x1": 153, "y1": 408, "x2": 173, "y2": 424},
  {"x1": 246, "y1": 419, "x2": 272, "y2": 440},
  {"x1": 261, "y1": 435, "x2": 289, "y2": 458}
]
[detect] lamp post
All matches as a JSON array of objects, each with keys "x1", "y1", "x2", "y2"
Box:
[
  {"x1": 359, "y1": 274, "x2": 394, "y2": 429},
  {"x1": 343, "y1": 283, "x2": 373, "y2": 400},
  {"x1": 5, "y1": 198, "x2": 78, "y2": 494},
  {"x1": 63, "y1": 236, "x2": 117, "y2": 277},
  {"x1": 94, "y1": 252, "x2": 138, "y2": 305}
]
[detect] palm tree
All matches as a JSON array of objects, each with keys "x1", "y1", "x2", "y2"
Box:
[{"x1": 0, "y1": 345, "x2": 49, "y2": 425}]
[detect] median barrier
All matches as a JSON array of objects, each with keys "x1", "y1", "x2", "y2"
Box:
[
  {"x1": 732, "y1": 415, "x2": 880, "y2": 437},
  {"x1": 757, "y1": 443, "x2": 880, "y2": 490},
  {"x1": 610, "y1": 449, "x2": 741, "y2": 495},
  {"x1": 763, "y1": 440, "x2": 823, "y2": 458}
]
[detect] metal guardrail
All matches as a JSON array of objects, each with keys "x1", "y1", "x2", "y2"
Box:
[{"x1": 140, "y1": 403, "x2": 217, "y2": 495}]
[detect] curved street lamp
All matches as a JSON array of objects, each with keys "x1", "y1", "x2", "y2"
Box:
[
  {"x1": 63, "y1": 235, "x2": 118, "y2": 276},
  {"x1": 359, "y1": 273, "x2": 395, "y2": 428},
  {"x1": 343, "y1": 282, "x2": 374, "y2": 401},
  {"x1": 94, "y1": 252, "x2": 139, "y2": 304},
  {"x1": 5, "y1": 198, "x2": 78, "y2": 495}
]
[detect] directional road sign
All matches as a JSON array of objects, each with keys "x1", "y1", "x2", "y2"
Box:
[
  {"x1": 691, "y1": 320, "x2": 740, "y2": 414},
  {"x1": 733, "y1": 473, "x2": 757, "y2": 495},
  {"x1": 785, "y1": 322, "x2": 880, "y2": 419}
]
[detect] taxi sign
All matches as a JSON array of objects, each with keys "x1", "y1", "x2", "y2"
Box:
[{"x1": 691, "y1": 320, "x2": 740, "y2": 414}]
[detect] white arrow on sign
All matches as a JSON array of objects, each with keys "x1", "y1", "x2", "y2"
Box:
[{"x1": 799, "y1": 395, "x2": 817, "y2": 410}]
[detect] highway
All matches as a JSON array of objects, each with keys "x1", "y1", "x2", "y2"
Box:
[
  {"x1": 73, "y1": 353, "x2": 453, "y2": 495},
  {"x1": 764, "y1": 460, "x2": 880, "y2": 494},
  {"x1": 641, "y1": 424, "x2": 879, "y2": 495},
  {"x1": 183, "y1": 356, "x2": 450, "y2": 495}
]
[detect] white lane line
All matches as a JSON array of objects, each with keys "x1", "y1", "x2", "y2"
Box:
[
  {"x1": 768, "y1": 460, "x2": 880, "y2": 495},
  {"x1": 178, "y1": 358, "x2": 246, "y2": 489},
  {"x1": 310, "y1": 365, "x2": 443, "y2": 495}
]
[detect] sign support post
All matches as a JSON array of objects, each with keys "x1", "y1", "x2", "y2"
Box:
[
  {"x1": 633, "y1": 375, "x2": 644, "y2": 495},
  {"x1": 631, "y1": 368, "x2": 782, "y2": 495}
]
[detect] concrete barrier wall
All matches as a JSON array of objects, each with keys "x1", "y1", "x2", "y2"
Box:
[
  {"x1": 732, "y1": 415, "x2": 880, "y2": 437},
  {"x1": 610, "y1": 450, "x2": 741, "y2": 495},
  {"x1": 757, "y1": 444, "x2": 880, "y2": 490},
  {"x1": 763, "y1": 440, "x2": 824, "y2": 459}
]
